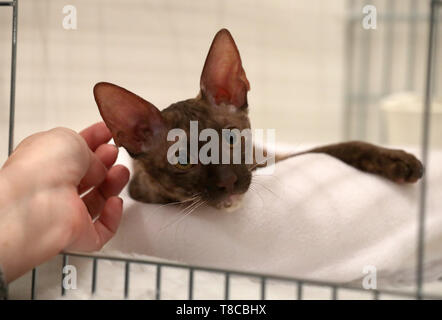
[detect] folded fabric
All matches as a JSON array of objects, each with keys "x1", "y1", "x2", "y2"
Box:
[{"x1": 104, "y1": 146, "x2": 442, "y2": 289}]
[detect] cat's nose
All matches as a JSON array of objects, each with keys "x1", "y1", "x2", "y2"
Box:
[{"x1": 216, "y1": 173, "x2": 238, "y2": 193}]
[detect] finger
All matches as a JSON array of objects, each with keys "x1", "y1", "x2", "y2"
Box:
[
  {"x1": 79, "y1": 122, "x2": 112, "y2": 152},
  {"x1": 78, "y1": 142, "x2": 118, "y2": 194},
  {"x1": 95, "y1": 144, "x2": 119, "y2": 169},
  {"x1": 98, "y1": 165, "x2": 130, "y2": 197},
  {"x1": 78, "y1": 151, "x2": 107, "y2": 194},
  {"x1": 82, "y1": 165, "x2": 130, "y2": 217},
  {"x1": 94, "y1": 197, "x2": 124, "y2": 248},
  {"x1": 65, "y1": 196, "x2": 123, "y2": 252}
]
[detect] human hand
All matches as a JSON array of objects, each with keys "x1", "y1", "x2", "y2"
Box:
[{"x1": 0, "y1": 122, "x2": 130, "y2": 282}]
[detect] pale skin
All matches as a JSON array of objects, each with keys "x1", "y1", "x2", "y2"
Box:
[{"x1": 0, "y1": 122, "x2": 130, "y2": 283}]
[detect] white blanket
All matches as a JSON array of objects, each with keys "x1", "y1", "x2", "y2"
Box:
[{"x1": 103, "y1": 146, "x2": 442, "y2": 289}]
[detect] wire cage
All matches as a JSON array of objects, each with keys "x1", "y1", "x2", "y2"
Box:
[{"x1": 1, "y1": 0, "x2": 441, "y2": 300}]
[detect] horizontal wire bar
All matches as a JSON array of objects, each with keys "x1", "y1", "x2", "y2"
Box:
[
  {"x1": 63, "y1": 252, "x2": 441, "y2": 300},
  {"x1": 0, "y1": 1, "x2": 13, "y2": 6}
]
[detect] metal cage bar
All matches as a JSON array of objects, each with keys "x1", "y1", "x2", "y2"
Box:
[
  {"x1": 342, "y1": 0, "x2": 441, "y2": 141},
  {"x1": 56, "y1": 252, "x2": 442, "y2": 300},
  {"x1": 224, "y1": 272, "x2": 230, "y2": 300},
  {"x1": 91, "y1": 258, "x2": 98, "y2": 294},
  {"x1": 2, "y1": 0, "x2": 18, "y2": 301},
  {"x1": 61, "y1": 254, "x2": 68, "y2": 296},
  {"x1": 416, "y1": 0, "x2": 440, "y2": 300},
  {"x1": 124, "y1": 262, "x2": 130, "y2": 299}
]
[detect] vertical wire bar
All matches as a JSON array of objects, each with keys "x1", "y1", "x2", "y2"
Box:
[
  {"x1": 431, "y1": 3, "x2": 440, "y2": 97},
  {"x1": 155, "y1": 265, "x2": 161, "y2": 300},
  {"x1": 224, "y1": 272, "x2": 230, "y2": 300},
  {"x1": 91, "y1": 258, "x2": 97, "y2": 294},
  {"x1": 31, "y1": 268, "x2": 36, "y2": 300},
  {"x1": 357, "y1": 0, "x2": 372, "y2": 140},
  {"x1": 406, "y1": 0, "x2": 418, "y2": 90},
  {"x1": 373, "y1": 290, "x2": 380, "y2": 300},
  {"x1": 61, "y1": 254, "x2": 68, "y2": 296},
  {"x1": 188, "y1": 268, "x2": 194, "y2": 300},
  {"x1": 124, "y1": 262, "x2": 130, "y2": 299},
  {"x1": 331, "y1": 286, "x2": 338, "y2": 300},
  {"x1": 8, "y1": 0, "x2": 17, "y2": 155},
  {"x1": 379, "y1": 0, "x2": 395, "y2": 144},
  {"x1": 4, "y1": 1, "x2": 17, "y2": 299},
  {"x1": 416, "y1": 0, "x2": 438, "y2": 300},
  {"x1": 343, "y1": 0, "x2": 356, "y2": 139},
  {"x1": 260, "y1": 277, "x2": 266, "y2": 300},
  {"x1": 382, "y1": 0, "x2": 395, "y2": 95},
  {"x1": 297, "y1": 281, "x2": 303, "y2": 300}
]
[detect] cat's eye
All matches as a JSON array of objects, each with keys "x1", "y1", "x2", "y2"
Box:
[
  {"x1": 175, "y1": 162, "x2": 194, "y2": 170},
  {"x1": 223, "y1": 128, "x2": 240, "y2": 148},
  {"x1": 174, "y1": 150, "x2": 194, "y2": 170}
]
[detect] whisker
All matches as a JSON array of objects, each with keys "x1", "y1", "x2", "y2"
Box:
[
  {"x1": 252, "y1": 174, "x2": 284, "y2": 188},
  {"x1": 247, "y1": 185, "x2": 265, "y2": 209},
  {"x1": 172, "y1": 200, "x2": 207, "y2": 244},
  {"x1": 146, "y1": 193, "x2": 201, "y2": 224},
  {"x1": 251, "y1": 181, "x2": 279, "y2": 199},
  {"x1": 159, "y1": 194, "x2": 201, "y2": 208},
  {"x1": 178, "y1": 200, "x2": 206, "y2": 225},
  {"x1": 160, "y1": 198, "x2": 203, "y2": 231},
  {"x1": 175, "y1": 199, "x2": 201, "y2": 217}
]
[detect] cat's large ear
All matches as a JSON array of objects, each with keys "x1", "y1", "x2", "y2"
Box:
[
  {"x1": 200, "y1": 29, "x2": 250, "y2": 108},
  {"x1": 93, "y1": 82, "x2": 166, "y2": 156}
]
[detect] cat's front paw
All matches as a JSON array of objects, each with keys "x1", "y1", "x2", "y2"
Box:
[{"x1": 380, "y1": 149, "x2": 424, "y2": 183}]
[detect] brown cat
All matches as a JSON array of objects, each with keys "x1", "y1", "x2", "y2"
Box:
[{"x1": 93, "y1": 29, "x2": 423, "y2": 209}]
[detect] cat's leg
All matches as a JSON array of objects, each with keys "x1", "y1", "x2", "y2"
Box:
[{"x1": 306, "y1": 141, "x2": 423, "y2": 183}]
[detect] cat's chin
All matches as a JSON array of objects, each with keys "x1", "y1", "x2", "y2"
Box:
[{"x1": 214, "y1": 194, "x2": 244, "y2": 212}]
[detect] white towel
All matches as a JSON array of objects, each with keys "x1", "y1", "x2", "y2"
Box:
[{"x1": 104, "y1": 146, "x2": 442, "y2": 289}]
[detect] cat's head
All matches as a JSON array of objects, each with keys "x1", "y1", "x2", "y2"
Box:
[{"x1": 94, "y1": 29, "x2": 253, "y2": 209}]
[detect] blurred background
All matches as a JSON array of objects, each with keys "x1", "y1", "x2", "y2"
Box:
[{"x1": 0, "y1": 0, "x2": 440, "y2": 163}]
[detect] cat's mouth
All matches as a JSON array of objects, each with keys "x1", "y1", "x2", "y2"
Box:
[{"x1": 213, "y1": 193, "x2": 244, "y2": 211}]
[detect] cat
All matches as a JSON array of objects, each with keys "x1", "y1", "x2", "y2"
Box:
[{"x1": 93, "y1": 28, "x2": 423, "y2": 210}]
